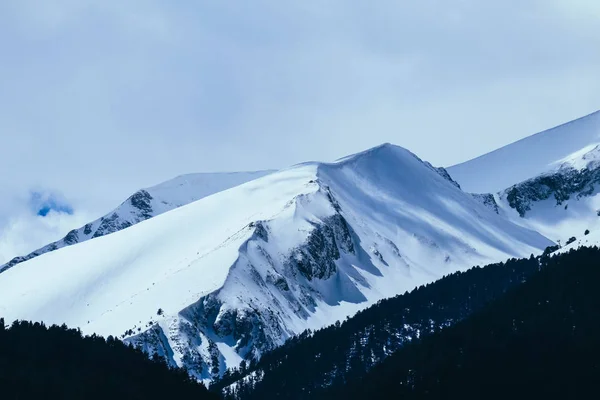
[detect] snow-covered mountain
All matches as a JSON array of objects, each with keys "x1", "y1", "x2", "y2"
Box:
[
  {"x1": 0, "y1": 144, "x2": 551, "y2": 381},
  {"x1": 0, "y1": 171, "x2": 273, "y2": 273},
  {"x1": 448, "y1": 110, "x2": 600, "y2": 245},
  {"x1": 448, "y1": 110, "x2": 600, "y2": 194},
  {"x1": 493, "y1": 144, "x2": 600, "y2": 243}
]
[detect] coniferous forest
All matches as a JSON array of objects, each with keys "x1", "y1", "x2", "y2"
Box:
[
  {"x1": 0, "y1": 319, "x2": 218, "y2": 400},
  {"x1": 328, "y1": 246, "x2": 600, "y2": 399}
]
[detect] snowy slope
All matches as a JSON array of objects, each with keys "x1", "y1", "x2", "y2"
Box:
[
  {"x1": 446, "y1": 110, "x2": 600, "y2": 245},
  {"x1": 0, "y1": 144, "x2": 552, "y2": 381},
  {"x1": 557, "y1": 229, "x2": 600, "y2": 253},
  {"x1": 482, "y1": 144, "x2": 600, "y2": 244},
  {"x1": 448, "y1": 110, "x2": 600, "y2": 194},
  {"x1": 0, "y1": 171, "x2": 273, "y2": 273}
]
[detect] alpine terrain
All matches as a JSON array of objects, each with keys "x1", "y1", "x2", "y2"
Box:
[
  {"x1": 212, "y1": 245, "x2": 600, "y2": 399},
  {"x1": 0, "y1": 171, "x2": 273, "y2": 273},
  {"x1": 448, "y1": 110, "x2": 600, "y2": 247},
  {"x1": 0, "y1": 144, "x2": 551, "y2": 381}
]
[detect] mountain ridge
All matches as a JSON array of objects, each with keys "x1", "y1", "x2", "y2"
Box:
[
  {"x1": 0, "y1": 143, "x2": 551, "y2": 381},
  {"x1": 446, "y1": 110, "x2": 600, "y2": 246},
  {"x1": 448, "y1": 109, "x2": 600, "y2": 193},
  {"x1": 0, "y1": 170, "x2": 273, "y2": 273}
]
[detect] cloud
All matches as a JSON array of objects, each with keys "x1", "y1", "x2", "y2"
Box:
[
  {"x1": 29, "y1": 191, "x2": 74, "y2": 217},
  {"x1": 0, "y1": 0, "x2": 599, "y2": 262}
]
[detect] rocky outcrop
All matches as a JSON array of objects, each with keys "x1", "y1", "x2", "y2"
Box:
[
  {"x1": 92, "y1": 213, "x2": 134, "y2": 238},
  {"x1": 128, "y1": 190, "x2": 154, "y2": 220},
  {"x1": 435, "y1": 166, "x2": 461, "y2": 189},
  {"x1": 505, "y1": 166, "x2": 600, "y2": 217},
  {"x1": 471, "y1": 193, "x2": 500, "y2": 214},
  {"x1": 290, "y1": 214, "x2": 354, "y2": 281}
]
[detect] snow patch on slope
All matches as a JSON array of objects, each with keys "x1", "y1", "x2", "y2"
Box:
[{"x1": 552, "y1": 144, "x2": 600, "y2": 171}]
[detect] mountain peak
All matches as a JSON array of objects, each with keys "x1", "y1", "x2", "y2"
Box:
[{"x1": 332, "y1": 142, "x2": 423, "y2": 167}]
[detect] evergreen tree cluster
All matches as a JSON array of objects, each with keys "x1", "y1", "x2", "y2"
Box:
[
  {"x1": 213, "y1": 253, "x2": 545, "y2": 398},
  {"x1": 327, "y1": 246, "x2": 600, "y2": 399},
  {"x1": 0, "y1": 319, "x2": 218, "y2": 400}
]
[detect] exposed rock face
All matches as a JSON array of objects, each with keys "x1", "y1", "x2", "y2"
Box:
[
  {"x1": 93, "y1": 213, "x2": 134, "y2": 239},
  {"x1": 0, "y1": 255, "x2": 33, "y2": 272},
  {"x1": 290, "y1": 214, "x2": 354, "y2": 281},
  {"x1": 423, "y1": 161, "x2": 462, "y2": 189},
  {"x1": 434, "y1": 166, "x2": 462, "y2": 189},
  {"x1": 505, "y1": 166, "x2": 600, "y2": 217},
  {"x1": 129, "y1": 190, "x2": 154, "y2": 220},
  {"x1": 63, "y1": 230, "x2": 80, "y2": 245},
  {"x1": 471, "y1": 193, "x2": 500, "y2": 214}
]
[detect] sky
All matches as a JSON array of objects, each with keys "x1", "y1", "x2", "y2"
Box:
[{"x1": 1, "y1": 0, "x2": 600, "y2": 263}]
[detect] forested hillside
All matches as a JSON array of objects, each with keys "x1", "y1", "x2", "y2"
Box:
[
  {"x1": 0, "y1": 320, "x2": 218, "y2": 400},
  {"x1": 327, "y1": 246, "x2": 600, "y2": 399}
]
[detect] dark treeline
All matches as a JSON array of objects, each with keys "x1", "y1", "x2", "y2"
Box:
[
  {"x1": 213, "y1": 250, "x2": 549, "y2": 399},
  {"x1": 326, "y1": 246, "x2": 600, "y2": 399},
  {"x1": 0, "y1": 319, "x2": 218, "y2": 400}
]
